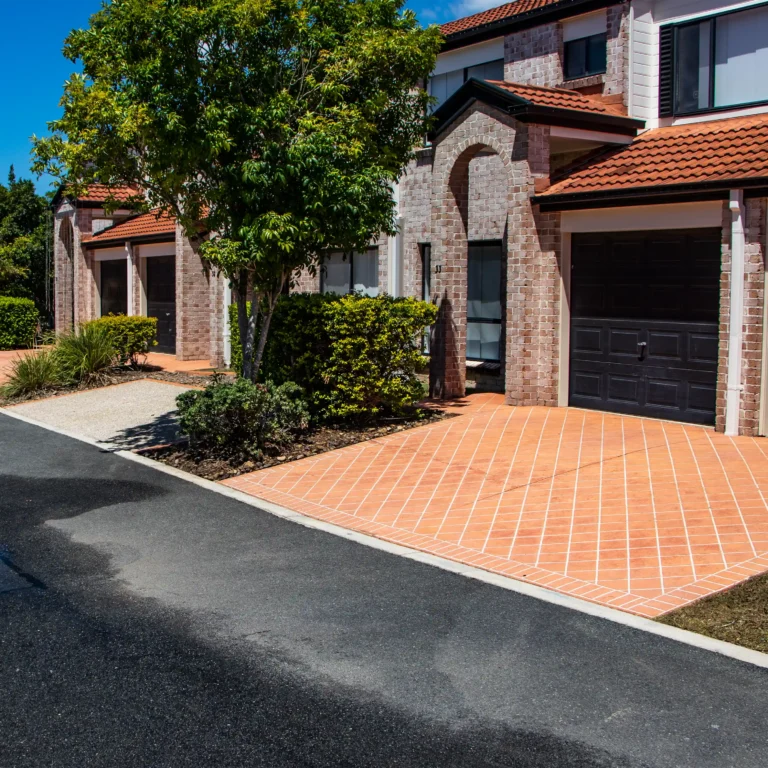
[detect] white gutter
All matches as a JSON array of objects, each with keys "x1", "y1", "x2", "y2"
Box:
[
  {"x1": 725, "y1": 190, "x2": 745, "y2": 436},
  {"x1": 223, "y1": 277, "x2": 232, "y2": 367}
]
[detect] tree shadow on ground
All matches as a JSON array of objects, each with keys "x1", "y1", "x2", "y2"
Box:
[{"x1": 105, "y1": 412, "x2": 183, "y2": 450}]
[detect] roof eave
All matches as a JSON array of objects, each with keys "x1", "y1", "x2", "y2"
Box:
[
  {"x1": 85, "y1": 232, "x2": 176, "y2": 249},
  {"x1": 532, "y1": 177, "x2": 768, "y2": 211},
  {"x1": 428, "y1": 78, "x2": 643, "y2": 140},
  {"x1": 441, "y1": 0, "x2": 623, "y2": 52}
]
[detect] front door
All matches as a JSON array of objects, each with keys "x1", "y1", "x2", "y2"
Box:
[
  {"x1": 569, "y1": 229, "x2": 720, "y2": 425},
  {"x1": 100, "y1": 259, "x2": 127, "y2": 317},
  {"x1": 146, "y1": 255, "x2": 176, "y2": 354}
]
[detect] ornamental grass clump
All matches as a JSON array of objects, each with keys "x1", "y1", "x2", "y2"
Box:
[
  {"x1": 176, "y1": 377, "x2": 309, "y2": 459},
  {"x1": 0, "y1": 349, "x2": 61, "y2": 399},
  {"x1": 54, "y1": 323, "x2": 116, "y2": 385}
]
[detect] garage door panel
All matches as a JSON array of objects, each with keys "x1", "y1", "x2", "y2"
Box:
[{"x1": 570, "y1": 229, "x2": 720, "y2": 425}]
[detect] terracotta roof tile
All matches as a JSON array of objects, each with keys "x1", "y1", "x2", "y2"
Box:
[
  {"x1": 540, "y1": 115, "x2": 768, "y2": 198},
  {"x1": 75, "y1": 184, "x2": 142, "y2": 204},
  {"x1": 486, "y1": 80, "x2": 619, "y2": 116},
  {"x1": 440, "y1": 0, "x2": 561, "y2": 37},
  {"x1": 85, "y1": 209, "x2": 176, "y2": 244}
]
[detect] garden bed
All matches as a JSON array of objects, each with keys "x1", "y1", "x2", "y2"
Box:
[
  {"x1": 0, "y1": 365, "x2": 218, "y2": 407},
  {"x1": 657, "y1": 572, "x2": 768, "y2": 653},
  {"x1": 140, "y1": 408, "x2": 449, "y2": 481}
]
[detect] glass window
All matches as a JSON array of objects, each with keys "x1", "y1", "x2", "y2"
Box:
[
  {"x1": 322, "y1": 251, "x2": 351, "y2": 295},
  {"x1": 672, "y1": 5, "x2": 768, "y2": 115},
  {"x1": 467, "y1": 243, "x2": 502, "y2": 362},
  {"x1": 564, "y1": 33, "x2": 607, "y2": 79},
  {"x1": 321, "y1": 248, "x2": 379, "y2": 296},
  {"x1": 428, "y1": 59, "x2": 504, "y2": 111},
  {"x1": 100, "y1": 259, "x2": 127, "y2": 316}
]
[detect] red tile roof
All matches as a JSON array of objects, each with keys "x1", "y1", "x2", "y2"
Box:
[
  {"x1": 85, "y1": 208, "x2": 176, "y2": 244},
  {"x1": 540, "y1": 115, "x2": 768, "y2": 199},
  {"x1": 74, "y1": 184, "x2": 142, "y2": 204},
  {"x1": 487, "y1": 80, "x2": 623, "y2": 116},
  {"x1": 440, "y1": 0, "x2": 561, "y2": 37}
]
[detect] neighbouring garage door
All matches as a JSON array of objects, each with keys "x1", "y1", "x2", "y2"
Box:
[{"x1": 569, "y1": 229, "x2": 721, "y2": 425}]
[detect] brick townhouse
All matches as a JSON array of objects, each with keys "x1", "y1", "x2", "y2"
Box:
[{"x1": 54, "y1": 0, "x2": 768, "y2": 436}]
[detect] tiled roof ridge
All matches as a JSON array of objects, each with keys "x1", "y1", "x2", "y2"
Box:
[{"x1": 439, "y1": 0, "x2": 561, "y2": 37}]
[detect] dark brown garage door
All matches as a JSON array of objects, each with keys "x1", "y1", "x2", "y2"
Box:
[{"x1": 569, "y1": 229, "x2": 720, "y2": 425}]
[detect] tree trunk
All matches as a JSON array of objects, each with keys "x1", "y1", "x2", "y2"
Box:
[
  {"x1": 241, "y1": 294, "x2": 260, "y2": 382},
  {"x1": 251, "y1": 273, "x2": 286, "y2": 381}
]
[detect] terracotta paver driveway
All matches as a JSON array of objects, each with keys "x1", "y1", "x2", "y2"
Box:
[{"x1": 225, "y1": 394, "x2": 768, "y2": 617}]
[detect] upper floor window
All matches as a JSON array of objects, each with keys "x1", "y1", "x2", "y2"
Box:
[
  {"x1": 428, "y1": 59, "x2": 504, "y2": 110},
  {"x1": 663, "y1": 3, "x2": 768, "y2": 116},
  {"x1": 321, "y1": 248, "x2": 379, "y2": 297},
  {"x1": 563, "y1": 33, "x2": 607, "y2": 79}
]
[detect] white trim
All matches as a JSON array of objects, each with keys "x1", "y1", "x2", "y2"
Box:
[
  {"x1": 558, "y1": 233, "x2": 572, "y2": 407},
  {"x1": 726, "y1": 190, "x2": 746, "y2": 436},
  {"x1": 223, "y1": 277, "x2": 232, "y2": 367},
  {"x1": 138, "y1": 242, "x2": 176, "y2": 258},
  {"x1": 125, "y1": 243, "x2": 134, "y2": 317},
  {"x1": 549, "y1": 125, "x2": 634, "y2": 145},
  {"x1": 657, "y1": 0, "x2": 768, "y2": 26},
  {"x1": 562, "y1": 9, "x2": 607, "y2": 42},
  {"x1": 760, "y1": 200, "x2": 768, "y2": 436},
  {"x1": 673, "y1": 105, "x2": 768, "y2": 125},
  {"x1": 432, "y1": 37, "x2": 504, "y2": 76},
  {"x1": 92, "y1": 247, "x2": 127, "y2": 262},
  {"x1": 561, "y1": 201, "x2": 723, "y2": 233},
  {"x1": 2, "y1": 405, "x2": 768, "y2": 670}
]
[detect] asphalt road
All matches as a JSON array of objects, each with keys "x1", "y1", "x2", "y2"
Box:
[{"x1": 1, "y1": 413, "x2": 767, "y2": 768}]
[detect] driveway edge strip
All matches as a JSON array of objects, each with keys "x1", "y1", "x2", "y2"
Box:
[{"x1": 3, "y1": 405, "x2": 768, "y2": 670}]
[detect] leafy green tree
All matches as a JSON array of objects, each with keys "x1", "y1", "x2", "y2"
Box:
[
  {"x1": 33, "y1": 0, "x2": 441, "y2": 379},
  {"x1": 0, "y1": 168, "x2": 51, "y2": 320}
]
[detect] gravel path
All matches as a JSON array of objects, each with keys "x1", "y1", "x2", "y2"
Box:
[{"x1": 5, "y1": 379, "x2": 193, "y2": 449}]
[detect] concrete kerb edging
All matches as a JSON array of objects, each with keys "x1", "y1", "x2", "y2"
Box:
[{"x1": 3, "y1": 405, "x2": 768, "y2": 671}]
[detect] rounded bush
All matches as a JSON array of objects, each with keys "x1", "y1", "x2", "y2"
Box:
[{"x1": 0, "y1": 296, "x2": 38, "y2": 350}]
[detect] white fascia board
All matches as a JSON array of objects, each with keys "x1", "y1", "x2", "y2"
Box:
[
  {"x1": 562, "y1": 9, "x2": 607, "y2": 42},
  {"x1": 561, "y1": 201, "x2": 723, "y2": 232},
  {"x1": 92, "y1": 246, "x2": 127, "y2": 261},
  {"x1": 137, "y1": 242, "x2": 176, "y2": 258},
  {"x1": 550, "y1": 126, "x2": 634, "y2": 144},
  {"x1": 432, "y1": 38, "x2": 505, "y2": 76}
]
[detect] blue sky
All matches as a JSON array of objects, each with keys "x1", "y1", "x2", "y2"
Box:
[{"x1": 1, "y1": 0, "x2": 496, "y2": 193}]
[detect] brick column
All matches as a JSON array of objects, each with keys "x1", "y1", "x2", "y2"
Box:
[{"x1": 175, "y1": 226, "x2": 212, "y2": 360}]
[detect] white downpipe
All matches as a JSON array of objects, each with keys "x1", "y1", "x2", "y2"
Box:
[
  {"x1": 388, "y1": 183, "x2": 404, "y2": 297},
  {"x1": 223, "y1": 277, "x2": 232, "y2": 367},
  {"x1": 125, "y1": 242, "x2": 134, "y2": 316},
  {"x1": 726, "y1": 190, "x2": 745, "y2": 436}
]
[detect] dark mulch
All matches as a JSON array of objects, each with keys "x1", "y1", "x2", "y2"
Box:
[
  {"x1": 141, "y1": 408, "x2": 450, "y2": 482},
  {"x1": 657, "y1": 572, "x2": 768, "y2": 653},
  {"x1": 0, "y1": 366, "x2": 218, "y2": 407}
]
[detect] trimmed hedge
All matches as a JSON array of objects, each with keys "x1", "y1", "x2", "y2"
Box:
[
  {"x1": 230, "y1": 293, "x2": 437, "y2": 420},
  {"x1": 0, "y1": 296, "x2": 38, "y2": 350},
  {"x1": 83, "y1": 315, "x2": 157, "y2": 366}
]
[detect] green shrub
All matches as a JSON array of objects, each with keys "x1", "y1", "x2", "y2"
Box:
[
  {"x1": 0, "y1": 296, "x2": 38, "y2": 350},
  {"x1": 176, "y1": 377, "x2": 309, "y2": 458},
  {"x1": 84, "y1": 315, "x2": 158, "y2": 367},
  {"x1": 55, "y1": 323, "x2": 116, "y2": 385},
  {"x1": 229, "y1": 293, "x2": 437, "y2": 421},
  {"x1": 0, "y1": 349, "x2": 61, "y2": 399},
  {"x1": 320, "y1": 294, "x2": 437, "y2": 420}
]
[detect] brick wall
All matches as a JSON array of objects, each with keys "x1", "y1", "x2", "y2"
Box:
[
  {"x1": 175, "y1": 226, "x2": 212, "y2": 360},
  {"x1": 401, "y1": 147, "x2": 434, "y2": 300},
  {"x1": 208, "y1": 273, "x2": 228, "y2": 368},
  {"x1": 605, "y1": 4, "x2": 630, "y2": 102}
]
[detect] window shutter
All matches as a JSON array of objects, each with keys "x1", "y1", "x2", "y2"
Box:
[{"x1": 658, "y1": 25, "x2": 675, "y2": 117}]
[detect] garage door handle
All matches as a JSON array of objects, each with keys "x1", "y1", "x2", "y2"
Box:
[{"x1": 637, "y1": 341, "x2": 647, "y2": 360}]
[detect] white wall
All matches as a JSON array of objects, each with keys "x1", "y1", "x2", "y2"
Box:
[{"x1": 629, "y1": 0, "x2": 768, "y2": 126}]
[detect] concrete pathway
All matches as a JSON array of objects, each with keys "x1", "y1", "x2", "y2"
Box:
[
  {"x1": 226, "y1": 393, "x2": 768, "y2": 618},
  {"x1": 7, "y1": 379, "x2": 192, "y2": 449},
  {"x1": 2, "y1": 413, "x2": 768, "y2": 767}
]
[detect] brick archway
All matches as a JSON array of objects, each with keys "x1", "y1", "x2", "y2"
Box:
[{"x1": 430, "y1": 134, "x2": 515, "y2": 399}]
